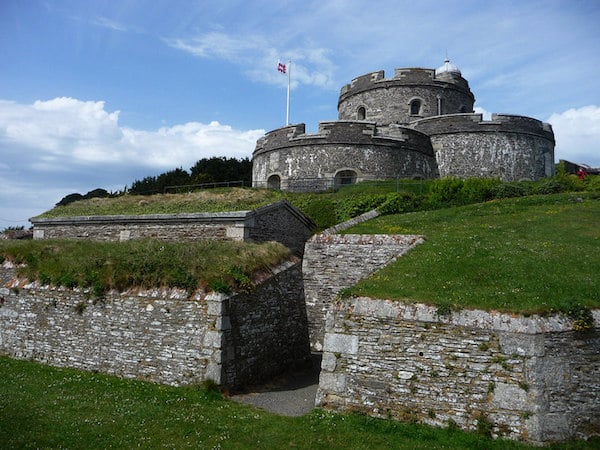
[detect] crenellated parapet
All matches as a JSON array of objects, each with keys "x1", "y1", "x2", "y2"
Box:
[
  {"x1": 338, "y1": 68, "x2": 475, "y2": 126},
  {"x1": 412, "y1": 113, "x2": 555, "y2": 142},
  {"x1": 253, "y1": 121, "x2": 433, "y2": 157}
]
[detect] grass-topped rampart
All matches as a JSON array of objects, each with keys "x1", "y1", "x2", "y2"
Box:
[
  {"x1": 342, "y1": 192, "x2": 600, "y2": 317},
  {"x1": 36, "y1": 188, "x2": 287, "y2": 218},
  {"x1": 32, "y1": 165, "x2": 600, "y2": 233},
  {"x1": 0, "y1": 239, "x2": 290, "y2": 296},
  {"x1": 9, "y1": 169, "x2": 600, "y2": 310}
]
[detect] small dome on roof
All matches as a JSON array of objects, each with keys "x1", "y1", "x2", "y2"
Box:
[{"x1": 435, "y1": 58, "x2": 461, "y2": 76}]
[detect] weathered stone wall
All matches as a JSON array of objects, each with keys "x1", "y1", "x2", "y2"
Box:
[
  {"x1": 338, "y1": 68, "x2": 475, "y2": 126},
  {"x1": 252, "y1": 122, "x2": 438, "y2": 191},
  {"x1": 220, "y1": 260, "x2": 312, "y2": 386},
  {"x1": 0, "y1": 260, "x2": 311, "y2": 390},
  {"x1": 317, "y1": 297, "x2": 600, "y2": 443},
  {"x1": 302, "y1": 232, "x2": 423, "y2": 351},
  {"x1": 248, "y1": 202, "x2": 315, "y2": 256},
  {"x1": 31, "y1": 213, "x2": 249, "y2": 242},
  {"x1": 412, "y1": 113, "x2": 556, "y2": 181}
]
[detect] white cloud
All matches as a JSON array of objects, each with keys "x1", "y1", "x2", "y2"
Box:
[
  {"x1": 473, "y1": 106, "x2": 492, "y2": 120},
  {"x1": 548, "y1": 106, "x2": 600, "y2": 167},
  {"x1": 0, "y1": 97, "x2": 265, "y2": 229},
  {"x1": 166, "y1": 32, "x2": 337, "y2": 89}
]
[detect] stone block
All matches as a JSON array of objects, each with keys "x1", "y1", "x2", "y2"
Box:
[
  {"x1": 499, "y1": 332, "x2": 545, "y2": 356},
  {"x1": 319, "y1": 372, "x2": 346, "y2": 393},
  {"x1": 203, "y1": 331, "x2": 222, "y2": 349},
  {"x1": 323, "y1": 333, "x2": 359, "y2": 354},
  {"x1": 205, "y1": 363, "x2": 222, "y2": 385},
  {"x1": 492, "y1": 382, "x2": 529, "y2": 410},
  {"x1": 321, "y1": 352, "x2": 337, "y2": 371}
]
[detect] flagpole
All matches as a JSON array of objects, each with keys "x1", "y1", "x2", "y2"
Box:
[{"x1": 286, "y1": 60, "x2": 291, "y2": 126}]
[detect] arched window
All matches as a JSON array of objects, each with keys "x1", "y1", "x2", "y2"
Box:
[
  {"x1": 357, "y1": 107, "x2": 366, "y2": 120},
  {"x1": 459, "y1": 105, "x2": 467, "y2": 113},
  {"x1": 410, "y1": 99, "x2": 421, "y2": 116},
  {"x1": 334, "y1": 170, "x2": 357, "y2": 188},
  {"x1": 267, "y1": 174, "x2": 281, "y2": 190}
]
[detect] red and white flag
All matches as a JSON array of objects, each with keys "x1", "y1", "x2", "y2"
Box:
[{"x1": 277, "y1": 61, "x2": 287, "y2": 74}]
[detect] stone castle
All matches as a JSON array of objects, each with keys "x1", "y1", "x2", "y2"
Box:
[{"x1": 252, "y1": 60, "x2": 556, "y2": 191}]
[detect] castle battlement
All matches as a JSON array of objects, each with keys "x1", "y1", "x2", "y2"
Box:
[
  {"x1": 253, "y1": 120, "x2": 432, "y2": 157},
  {"x1": 412, "y1": 113, "x2": 555, "y2": 142},
  {"x1": 339, "y1": 67, "x2": 471, "y2": 102}
]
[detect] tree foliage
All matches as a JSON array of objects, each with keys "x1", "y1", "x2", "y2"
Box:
[{"x1": 128, "y1": 157, "x2": 252, "y2": 195}]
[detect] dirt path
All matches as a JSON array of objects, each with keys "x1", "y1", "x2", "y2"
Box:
[{"x1": 230, "y1": 353, "x2": 321, "y2": 416}]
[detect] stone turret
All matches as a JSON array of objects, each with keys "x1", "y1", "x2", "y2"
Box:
[
  {"x1": 338, "y1": 63, "x2": 475, "y2": 127},
  {"x1": 412, "y1": 113, "x2": 556, "y2": 181},
  {"x1": 252, "y1": 121, "x2": 437, "y2": 191}
]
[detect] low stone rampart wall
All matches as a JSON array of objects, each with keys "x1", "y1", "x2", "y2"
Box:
[
  {"x1": 29, "y1": 201, "x2": 314, "y2": 256},
  {"x1": 0, "y1": 260, "x2": 310, "y2": 389},
  {"x1": 30, "y1": 212, "x2": 249, "y2": 242},
  {"x1": 317, "y1": 297, "x2": 600, "y2": 443}
]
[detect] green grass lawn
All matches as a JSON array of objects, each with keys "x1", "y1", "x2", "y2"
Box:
[
  {"x1": 3, "y1": 356, "x2": 596, "y2": 449},
  {"x1": 343, "y1": 193, "x2": 600, "y2": 314}
]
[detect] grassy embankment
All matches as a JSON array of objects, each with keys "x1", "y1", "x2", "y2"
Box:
[
  {"x1": 5, "y1": 177, "x2": 600, "y2": 311},
  {"x1": 0, "y1": 239, "x2": 290, "y2": 296},
  {"x1": 342, "y1": 192, "x2": 600, "y2": 318},
  {"x1": 4, "y1": 356, "x2": 598, "y2": 449}
]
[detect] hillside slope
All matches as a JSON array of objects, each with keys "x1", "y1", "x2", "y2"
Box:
[{"x1": 343, "y1": 193, "x2": 600, "y2": 314}]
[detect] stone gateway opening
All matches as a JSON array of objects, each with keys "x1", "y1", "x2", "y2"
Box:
[{"x1": 334, "y1": 170, "x2": 357, "y2": 188}]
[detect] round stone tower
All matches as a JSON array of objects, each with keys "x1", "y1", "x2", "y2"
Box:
[{"x1": 337, "y1": 60, "x2": 475, "y2": 128}]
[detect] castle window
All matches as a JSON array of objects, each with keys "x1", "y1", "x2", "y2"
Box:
[
  {"x1": 459, "y1": 105, "x2": 467, "y2": 113},
  {"x1": 335, "y1": 170, "x2": 357, "y2": 188},
  {"x1": 357, "y1": 107, "x2": 366, "y2": 120},
  {"x1": 410, "y1": 100, "x2": 421, "y2": 116},
  {"x1": 267, "y1": 174, "x2": 281, "y2": 190}
]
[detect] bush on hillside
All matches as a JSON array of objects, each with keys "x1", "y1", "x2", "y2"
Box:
[
  {"x1": 586, "y1": 175, "x2": 600, "y2": 191},
  {"x1": 457, "y1": 177, "x2": 501, "y2": 204},
  {"x1": 536, "y1": 179, "x2": 564, "y2": 195},
  {"x1": 492, "y1": 182, "x2": 534, "y2": 199},
  {"x1": 378, "y1": 192, "x2": 420, "y2": 215},
  {"x1": 334, "y1": 194, "x2": 387, "y2": 222},
  {"x1": 425, "y1": 177, "x2": 464, "y2": 207}
]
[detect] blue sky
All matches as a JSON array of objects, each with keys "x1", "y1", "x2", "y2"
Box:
[{"x1": 1, "y1": 0, "x2": 599, "y2": 230}]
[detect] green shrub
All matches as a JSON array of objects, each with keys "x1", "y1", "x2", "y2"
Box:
[
  {"x1": 334, "y1": 194, "x2": 387, "y2": 222},
  {"x1": 228, "y1": 266, "x2": 254, "y2": 293},
  {"x1": 377, "y1": 192, "x2": 420, "y2": 215},
  {"x1": 426, "y1": 177, "x2": 464, "y2": 207},
  {"x1": 585, "y1": 175, "x2": 600, "y2": 192},
  {"x1": 208, "y1": 279, "x2": 231, "y2": 294},
  {"x1": 458, "y1": 178, "x2": 501, "y2": 204},
  {"x1": 492, "y1": 182, "x2": 533, "y2": 199},
  {"x1": 476, "y1": 414, "x2": 493, "y2": 438},
  {"x1": 553, "y1": 173, "x2": 586, "y2": 193},
  {"x1": 536, "y1": 179, "x2": 564, "y2": 195}
]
